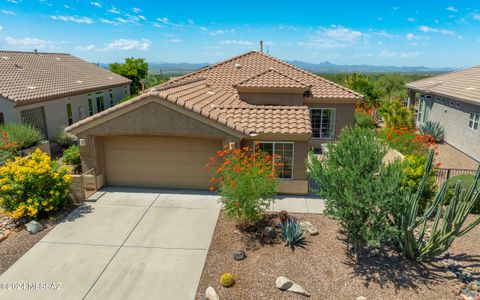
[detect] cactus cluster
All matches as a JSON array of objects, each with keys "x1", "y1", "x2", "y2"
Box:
[{"x1": 394, "y1": 150, "x2": 480, "y2": 261}]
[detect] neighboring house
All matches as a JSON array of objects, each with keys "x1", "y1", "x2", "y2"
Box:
[
  {"x1": 0, "y1": 50, "x2": 131, "y2": 140},
  {"x1": 67, "y1": 51, "x2": 361, "y2": 194},
  {"x1": 406, "y1": 66, "x2": 480, "y2": 162}
]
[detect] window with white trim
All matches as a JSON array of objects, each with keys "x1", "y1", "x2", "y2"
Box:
[
  {"x1": 255, "y1": 142, "x2": 294, "y2": 179},
  {"x1": 88, "y1": 94, "x2": 94, "y2": 116},
  {"x1": 310, "y1": 108, "x2": 335, "y2": 139},
  {"x1": 469, "y1": 113, "x2": 479, "y2": 131},
  {"x1": 66, "y1": 102, "x2": 73, "y2": 125}
]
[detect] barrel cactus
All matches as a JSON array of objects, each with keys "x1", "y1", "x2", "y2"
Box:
[
  {"x1": 394, "y1": 150, "x2": 480, "y2": 261},
  {"x1": 219, "y1": 273, "x2": 235, "y2": 288}
]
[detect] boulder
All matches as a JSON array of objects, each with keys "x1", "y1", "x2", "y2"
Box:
[
  {"x1": 299, "y1": 221, "x2": 319, "y2": 236},
  {"x1": 233, "y1": 250, "x2": 246, "y2": 261},
  {"x1": 205, "y1": 286, "x2": 219, "y2": 300},
  {"x1": 262, "y1": 226, "x2": 276, "y2": 239},
  {"x1": 276, "y1": 276, "x2": 310, "y2": 297},
  {"x1": 26, "y1": 221, "x2": 43, "y2": 234}
]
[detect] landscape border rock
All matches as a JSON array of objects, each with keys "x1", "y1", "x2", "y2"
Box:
[{"x1": 276, "y1": 276, "x2": 310, "y2": 297}]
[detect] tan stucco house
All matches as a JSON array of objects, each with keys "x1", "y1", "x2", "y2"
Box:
[
  {"x1": 0, "y1": 50, "x2": 131, "y2": 140},
  {"x1": 67, "y1": 51, "x2": 361, "y2": 194},
  {"x1": 406, "y1": 65, "x2": 480, "y2": 162}
]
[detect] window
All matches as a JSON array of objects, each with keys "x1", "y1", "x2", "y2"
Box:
[
  {"x1": 0, "y1": 112, "x2": 4, "y2": 125},
  {"x1": 255, "y1": 142, "x2": 294, "y2": 179},
  {"x1": 20, "y1": 106, "x2": 47, "y2": 138},
  {"x1": 310, "y1": 108, "x2": 335, "y2": 139},
  {"x1": 469, "y1": 113, "x2": 480, "y2": 131},
  {"x1": 109, "y1": 90, "x2": 114, "y2": 107},
  {"x1": 417, "y1": 96, "x2": 432, "y2": 123},
  {"x1": 66, "y1": 102, "x2": 73, "y2": 126},
  {"x1": 88, "y1": 96, "x2": 94, "y2": 116},
  {"x1": 96, "y1": 93, "x2": 105, "y2": 112}
]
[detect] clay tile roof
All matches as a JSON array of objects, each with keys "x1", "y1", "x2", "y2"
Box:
[
  {"x1": 234, "y1": 68, "x2": 308, "y2": 90},
  {"x1": 406, "y1": 65, "x2": 480, "y2": 105},
  {"x1": 0, "y1": 50, "x2": 131, "y2": 105}
]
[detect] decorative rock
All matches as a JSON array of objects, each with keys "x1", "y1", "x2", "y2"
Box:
[
  {"x1": 472, "y1": 283, "x2": 478, "y2": 292},
  {"x1": 0, "y1": 234, "x2": 7, "y2": 242},
  {"x1": 276, "y1": 276, "x2": 310, "y2": 297},
  {"x1": 299, "y1": 222, "x2": 319, "y2": 236},
  {"x1": 233, "y1": 250, "x2": 246, "y2": 261},
  {"x1": 205, "y1": 286, "x2": 219, "y2": 300},
  {"x1": 357, "y1": 297, "x2": 367, "y2": 300},
  {"x1": 26, "y1": 221, "x2": 43, "y2": 234},
  {"x1": 233, "y1": 229, "x2": 241, "y2": 235},
  {"x1": 262, "y1": 226, "x2": 276, "y2": 239}
]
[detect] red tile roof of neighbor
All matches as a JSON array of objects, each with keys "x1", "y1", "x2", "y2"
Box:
[
  {"x1": 0, "y1": 51, "x2": 131, "y2": 106},
  {"x1": 67, "y1": 51, "x2": 361, "y2": 135}
]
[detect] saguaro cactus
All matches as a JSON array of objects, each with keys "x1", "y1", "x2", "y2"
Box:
[{"x1": 394, "y1": 150, "x2": 480, "y2": 261}]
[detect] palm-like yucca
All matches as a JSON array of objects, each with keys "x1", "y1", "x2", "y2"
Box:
[
  {"x1": 419, "y1": 121, "x2": 445, "y2": 142},
  {"x1": 394, "y1": 150, "x2": 480, "y2": 261}
]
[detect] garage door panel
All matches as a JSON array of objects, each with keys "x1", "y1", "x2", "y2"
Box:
[{"x1": 104, "y1": 136, "x2": 221, "y2": 190}]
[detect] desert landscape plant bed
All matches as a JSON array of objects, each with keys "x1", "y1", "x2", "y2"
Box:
[{"x1": 196, "y1": 211, "x2": 480, "y2": 300}]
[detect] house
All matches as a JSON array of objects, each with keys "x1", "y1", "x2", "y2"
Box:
[
  {"x1": 406, "y1": 66, "x2": 480, "y2": 162},
  {"x1": 66, "y1": 51, "x2": 361, "y2": 194},
  {"x1": 0, "y1": 50, "x2": 131, "y2": 140}
]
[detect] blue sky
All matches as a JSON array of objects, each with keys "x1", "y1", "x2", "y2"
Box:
[{"x1": 0, "y1": 0, "x2": 479, "y2": 67}]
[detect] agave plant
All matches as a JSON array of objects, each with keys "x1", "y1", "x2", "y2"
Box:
[
  {"x1": 419, "y1": 121, "x2": 444, "y2": 142},
  {"x1": 394, "y1": 150, "x2": 480, "y2": 261},
  {"x1": 280, "y1": 219, "x2": 306, "y2": 250}
]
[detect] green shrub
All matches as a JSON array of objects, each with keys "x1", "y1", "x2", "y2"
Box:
[
  {"x1": 307, "y1": 127, "x2": 406, "y2": 252},
  {"x1": 0, "y1": 149, "x2": 72, "y2": 219},
  {"x1": 419, "y1": 121, "x2": 444, "y2": 142},
  {"x1": 0, "y1": 132, "x2": 19, "y2": 165},
  {"x1": 401, "y1": 154, "x2": 436, "y2": 210},
  {"x1": 0, "y1": 123, "x2": 43, "y2": 149},
  {"x1": 207, "y1": 146, "x2": 278, "y2": 225},
  {"x1": 378, "y1": 100, "x2": 414, "y2": 129},
  {"x1": 355, "y1": 111, "x2": 376, "y2": 128},
  {"x1": 446, "y1": 175, "x2": 479, "y2": 214},
  {"x1": 393, "y1": 150, "x2": 480, "y2": 261},
  {"x1": 55, "y1": 128, "x2": 77, "y2": 148},
  {"x1": 62, "y1": 145, "x2": 81, "y2": 173}
]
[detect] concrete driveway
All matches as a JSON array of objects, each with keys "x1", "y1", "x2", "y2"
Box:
[{"x1": 0, "y1": 187, "x2": 221, "y2": 300}]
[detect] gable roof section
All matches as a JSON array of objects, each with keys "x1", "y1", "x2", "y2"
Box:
[
  {"x1": 159, "y1": 51, "x2": 361, "y2": 101},
  {"x1": 234, "y1": 68, "x2": 309, "y2": 90},
  {"x1": 0, "y1": 51, "x2": 131, "y2": 105},
  {"x1": 406, "y1": 65, "x2": 480, "y2": 105}
]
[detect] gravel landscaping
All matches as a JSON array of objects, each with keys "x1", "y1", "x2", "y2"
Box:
[
  {"x1": 0, "y1": 206, "x2": 76, "y2": 275},
  {"x1": 197, "y1": 211, "x2": 480, "y2": 300}
]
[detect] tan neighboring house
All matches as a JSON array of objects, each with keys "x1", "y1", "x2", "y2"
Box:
[
  {"x1": 67, "y1": 51, "x2": 361, "y2": 194},
  {"x1": 0, "y1": 50, "x2": 131, "y2": 140},
  {"x1": 406, "y1": 65, "x2": 480, "y2": 162}
]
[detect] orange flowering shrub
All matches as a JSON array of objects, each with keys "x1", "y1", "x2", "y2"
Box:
[
  {"x1": 206, "y1": 146, "x2": 279, "y2": 224},
  {"x1": 379, "y1": 127, "x2": 436, "y2": 155},
  {"x1": 0, "y1": 132, "x2": 19, "y2": 164},
  {"x1": 355, "y1": 101, "x2": 378, "y2": 128}
]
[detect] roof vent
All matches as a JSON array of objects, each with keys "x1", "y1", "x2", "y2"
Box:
[
  {"x1": 1, "y1": 56, "x2": 9, "y2": 60},
  {"x1": 234, "y1": 63, "x2": 242, "y2": 69},
  {"x1": 27, "y1": 86, "x2": 37, "y2": 90},
  {"x1": 207, "y1": 90, "x2": 215, "y2": 95},
  {"x1": 466, "y1": 87, "x2": 476, "y2": 91},
  {"x1": 76, "y1": 80, "x2": 84, "y2": 84},
  {"x1": 108, "y1": 76, "x2": 113, "y2": 80}
]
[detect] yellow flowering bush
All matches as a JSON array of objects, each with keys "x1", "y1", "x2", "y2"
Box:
[
  {"x1": 0, "y1": 149, "x2": 72, "y2": 219},
  {"x1": 401, "y1": 154, "x2": 436, "y2": 210}
]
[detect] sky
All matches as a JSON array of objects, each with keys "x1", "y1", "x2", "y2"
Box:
[{"x1": 0, "y1": 0, "x2": 479, "y2": 68}]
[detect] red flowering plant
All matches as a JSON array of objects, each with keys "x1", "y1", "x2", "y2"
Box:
[
  {"x1": 206, "y1": 145, "x2": 279, "y2": 225},
  {"x1": 0, "y1": 132, "x2": 19, "y2": 165},
  {"x1": 378, "y1": 127, "x2": 436, "y2": 156},
  {"x1": 354, "y1": 100, "x2": 378, "y2": 129}
]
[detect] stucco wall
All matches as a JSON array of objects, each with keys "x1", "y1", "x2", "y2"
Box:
[
  {"x1": 0, "y1": 96, "x2": 16, "y2": 123},
  {"x1": 239, "y1": 92, "x2": 305, "y2": 106},
  {"x1": 419, "y1": 94, "x2": 480, "y2": 161},
  {"x1": 8, "y1": 85, "x2": 128, "y2": 140},
  {"x1": 306, "y1": 102, "x2": 355, "y2": 149}
]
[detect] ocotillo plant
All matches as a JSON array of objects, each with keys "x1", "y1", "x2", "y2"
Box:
[{"x1": 394, "y1": 149, "x2": 480, "y2": 261}]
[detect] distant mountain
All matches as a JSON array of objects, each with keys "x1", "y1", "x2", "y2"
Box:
[{"x1": 99, "y1": 61, "x2": 455, "y2": 75}]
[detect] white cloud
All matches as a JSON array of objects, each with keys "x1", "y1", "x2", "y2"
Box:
[
  {"x1": 199, "y1": 26, "x2": 208, "y2": 32},
  {"x1": 167, "y1": 38, "x2": 182, "y2": 43},
  {"x1": 6, "y1": 0, "x2": 18, "y2": 3},
  {"x1": 156, "y1": 17, "x2": 170, "y2": 24},
  {"x1": 377, "y1": 17, "x2": 383, "y2": 21},
  {"x1": 373, "y1": 30, "x2": 398, "y2": 39},
  {"x1": 2, "y1": 10, "x2": 16, "y2": 15},
  {"x1": 446, "y1": 6, "x2": 458, "y2": 12},
  {"x1": 187, "y1": 19, "x2": 194, "y2": 25},
  {"x1": 0, "y1": 26, "x2": 3, "y2": 31},
  {"x1": 209, "y1": 29, "x2": 224, "y2": 36},
  {"x1": 219, "y1": 40, "x2": 254, "y2": 46},
  {"x1": 100, "y1": 18, "x2": 117, "y2": 25},
  {"x1": 132, "y1": 7, "x2": 141, "y2": 13},
  {"x1": 393, "y1": 6, "x2": 400, "y2": 10},
  {"x1": 64, "y1": 5, "x2": 71, "y2": 9},
  {"x1": 298, "y1": 25, "x2": 363, "y2": 49},
  {"x1": 4, "y1": 36, "x2": 59, "y2": 49},
  {"x1": 153, "y1": 23, "x2": 165, "y2": 28},
  {"x1": 76, "y1": 44, "x2": 95, "y2": 51},
  {"x1": 50, "y1": 15, "x2": 93, "y2": 24},
  {"x1": 473, "y1": 13, "x2": 480, "y2": 21},
  {"x1": 101, "y1": 38, "x2": 151, "y2": 51},
  {"x1": 138, "y1": 15, "x2": 146, "y2": 21},
  {"x1": 407, "y1": 17, "x2": 416, "y2": 22},
  {"x1": 406, "y1": 33, "x2": 420, "y2": 40},
  {"x1": 418, "y1": 25, "x2": 454, "y2": 35},
  {"x1": 90, "y1": 2, "x2": 101, "y2": 8},
  {"x1": 379, "y1": 49, "x2": 418, "y2": 58},
  {"x1": 108, "y1": 6, "x2": 120, "y2": 14}
]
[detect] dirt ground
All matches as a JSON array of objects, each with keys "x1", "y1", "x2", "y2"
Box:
[{"x1": 197, "y1": 212, "x2": 480, "y2": 300}]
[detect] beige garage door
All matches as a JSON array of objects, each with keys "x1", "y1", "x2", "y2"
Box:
[{"x1": 104, "y1": 136, "x2": 222, "y2": 190}]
